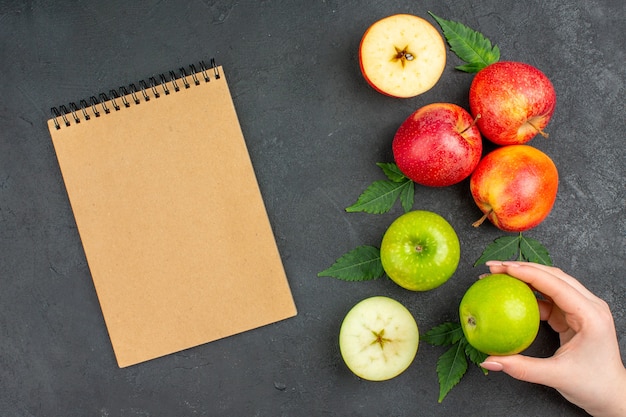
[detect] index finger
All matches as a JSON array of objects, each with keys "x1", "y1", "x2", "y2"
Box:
[
  {"x1": 485, "y1": 261, "x2": 591, "y2": 317},
  {"x1": 503, "y1": 261, "x2": 597, "y2": 300}
]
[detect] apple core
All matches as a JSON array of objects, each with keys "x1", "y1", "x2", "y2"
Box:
[{"x1": 339, "y1": 296, "x2": 419, "y2": 381}]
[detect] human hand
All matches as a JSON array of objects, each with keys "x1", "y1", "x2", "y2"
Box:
[{"x1": 480, "y1": 261, "x2": 626, "y2": 417}]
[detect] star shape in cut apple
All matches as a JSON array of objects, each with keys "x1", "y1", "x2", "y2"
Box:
[
  {"x1": 392, "y1": 45, "x2": 415, "y2": 68},
  {"x1": 370, "y1": 328, "x2": 392, "y2": 349}
]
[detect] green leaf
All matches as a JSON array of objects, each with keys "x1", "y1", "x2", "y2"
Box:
[
  {"x1": 345, "y1": 162, "x2": 415, "y2": 214},
  {"x1": 317, "y1": 245, "x2": 384, "y2": 281},
  {"x1": 436, "y1": 342, "x2": 468, "y2": 402},
  {"x1": 428, "y1": 12, "x2": 500, "y2": 73},
  {"x1": 463, "y1": 338, "x2": 489, "y2": 375},
  {"x1": 376, "y1": 162, "x2": 407, "y2": 183},
  {"x1": 398, "y1": 179, "x2": 415, "y2": 213},
  {"x1": 474, "y1": 233, "x2": 553, "y2": 266},
  {"x1": 455, "y1": 62, "x2": 490, "y2": 73},
  {"x1": 519, "y1": 234, "x2": 553, "y2": 266},
  {"x1": 474, "y1": 235, "x2": 520, "y2": 266},
  {"x1": 427, "y1": 327, "x2": 490, "y2": 399},
  {"x1": 345, "y1": 179, "x2": 412, "y2": 214},
  {"x1": 422, "y1": 322, "x2": 464, "y2": 346}
]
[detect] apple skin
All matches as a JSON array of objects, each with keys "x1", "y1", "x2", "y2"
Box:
[
  {"x1": 470, "y1": 145, "x2": 558, "y2": 232},
  {"x1": 380, "y1": 210, "x2": 460, "y2": 291},
  {"x1": 469, "y1": 61, "x2": 556, "y2": 145},
  {"x1": 339, "y1": 296, "x2": 419, "y2": 381},
  {"x1": 359, "y1": 14, "x2": 446, "y2": 98},
  {"x1": 459, "y1": 274, "x2": 540, "y2": 356},
  {"x1": 393, "y1": 103, "x2": 483, "y2": 187}
]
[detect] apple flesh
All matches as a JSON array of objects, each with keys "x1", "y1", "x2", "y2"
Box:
[
  {"x1": 392, "y1": 103, "x2": 483, "y2": 187},
  {"x1": 469, "y1": 61, "x2": 556, "y2": 145},
  {"x1": 470, "y1": 145, "x2": 559, "y2": 232},
  {"x1": 459, "y1": 274, "x2": 540, "y2": 356},
  {"x1": 359, "y1": 14, "x2": 446, "y2": 98},
  {"x1": 339, "y1": 296, "x2": 419, "y2": 381},
  {"x1": 380, "y1": 210, "x2": 460, "y2": 291}
]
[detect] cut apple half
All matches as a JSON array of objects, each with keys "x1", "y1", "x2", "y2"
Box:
[
  {"x1": 339, "y1": 296, "x2": 419, "y2": 381},
  {"x1": 359, "y1": 14, "x2": 447, "y2": 98}
]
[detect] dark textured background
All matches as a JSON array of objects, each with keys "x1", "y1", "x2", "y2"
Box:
[{"x1": 1, "y1": 1, "x2": 624, "y2": 416}]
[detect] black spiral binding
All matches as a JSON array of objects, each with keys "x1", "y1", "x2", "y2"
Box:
[{"x1": 50, "y1": 58, "x2": 220, "y2": 130}]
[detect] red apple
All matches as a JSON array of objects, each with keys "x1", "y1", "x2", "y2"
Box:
[
  {"x1": 470, "y1": 145, "x2": 559, "y2": 232},
  {"x1": 469, "y1": 61, "x2": 556, "y2": 145},
  {"x1": 392, "y1": 103, "x2": 483, "y2": 187},
  {"x1": 359, "y1": 14, "x2": 447, "y2": 98}
]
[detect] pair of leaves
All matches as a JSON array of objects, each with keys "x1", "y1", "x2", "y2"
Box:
[
  {"x1": 318, "y1": 232, "x2": 552, "y2": 282},
  {"x1": 422, "y1": 322, "x2": 488, "y2": 402},
  {"x1": 474, "y1": 233, "x2": 552, "y2": 266},
  {"x1": 319, "y1": 162, "x2": 401, "y2": 281},
  {"x1": 429, "y1": 12, "x2": 500, "y2": 73},
  {"x1": 346, "y1": 163, "x2": 414, "y2": 214}
]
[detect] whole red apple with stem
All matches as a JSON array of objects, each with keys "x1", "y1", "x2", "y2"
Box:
[
  {"x1": 393, "y1": 103, "x2": 483, "y2": 187},
  {"x1": 469, "y1": 61, "x2": 556, "y2": 145},
  {"x1": 470, "y1": 145, "x2": 558, "y2": 232}
]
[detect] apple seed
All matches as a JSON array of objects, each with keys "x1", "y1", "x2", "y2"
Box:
[{"x1": 393, "y1": 45, "x2": 415, "y2": 68}]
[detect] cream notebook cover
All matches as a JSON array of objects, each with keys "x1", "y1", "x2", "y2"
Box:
[{"x1": 47, "y1": 60, "x2": 297, "y2": 367}]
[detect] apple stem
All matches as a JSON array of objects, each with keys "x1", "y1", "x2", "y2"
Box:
[
  {"x1": 460, "y1": 113, "x2": 481, "y2": 134},
  {"x1": 472, "y1": 210, "x2": 491, "y2": 228},
  {"x1": 527, "y1": 121, "x2": 549, "y2": 138}
]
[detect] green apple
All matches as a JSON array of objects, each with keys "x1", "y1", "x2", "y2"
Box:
[
  {"x1": 380, "y1": 210, "x2": 460, "y2": 291},
  {"x1": 459, "y1": 274, "x2": 540, "y2": 355},
  {"x1": 339, "y1": 296, "x2": 419, "y2": 381}
]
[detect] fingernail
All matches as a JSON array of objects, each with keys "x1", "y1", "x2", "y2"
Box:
[
  {"x1": 502, "y1": 261, "x2": 521, "y2": 267},
  {"x1": 480, "y1": 361, "x2": 504, "y2": 372},
  {"x1": 478, "y1": 273, "x2": 490, "y2": 279},
  {"x1": 485, "y1": 260, "x2": 503, "y2": 266}
]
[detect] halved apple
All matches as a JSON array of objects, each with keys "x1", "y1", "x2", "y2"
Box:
[
  {"x1": 359, "y1": 14, "x2": 447, "y2": 98},
  {"x1": 339, "y1": 296, "x2": 419, "y2": 381}
]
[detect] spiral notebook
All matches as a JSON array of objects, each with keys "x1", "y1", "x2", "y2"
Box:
[{"x1": 47, "y1": 59, "x2": 297, "y2": 368}]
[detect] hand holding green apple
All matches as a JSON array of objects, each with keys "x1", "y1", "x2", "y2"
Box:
[{"x1": 482, "y1": 261, "x2": 626, "y2": 417}]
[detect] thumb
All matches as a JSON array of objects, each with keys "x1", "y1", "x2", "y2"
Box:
[{"x1": 481, "y1": 354, "x2": 559, "y2": 387}]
